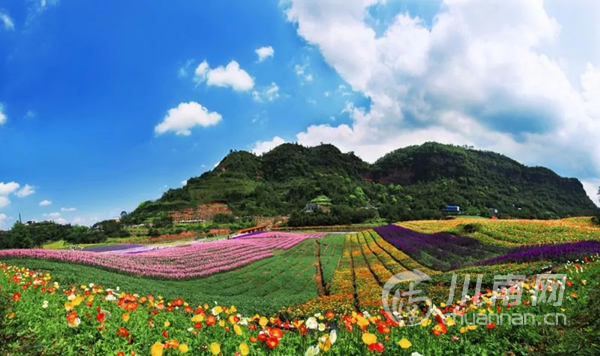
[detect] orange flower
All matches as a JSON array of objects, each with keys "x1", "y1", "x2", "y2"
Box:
[
  {"x1": 432, "y1": 323, "x2": 447, "y2": 336},
  {"x1": 571, "y1": 292, "x2": 578, "y2": 298},
  {"x1": 206, "y1": 315, "x2": 216, "y2": 326},
  {"x1": 12, "y1": 292, "x2": 21, "y2": 302},
  {"x1": 117, "y1": 352, "x2": 125, "y2": 356},
  {"x1": 122, "y1": 313, "x2": 130, "y2": 322}
]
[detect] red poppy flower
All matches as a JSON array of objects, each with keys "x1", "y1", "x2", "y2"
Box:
[
  {"x1": 162, "y1": 330, "x2": 168, "y2": 338},
  {"x1": 249, "y1": 336, "x2": 257, "y2": 343},
  {"x1": 206, "y1": 315, "x2": 216, "y2": 326},
  {"x1": 486, "y1": 322, "x2": 496, "y2": 329},
  {"x1": 326, "y1": 311, "x2": 335, "y2": 319},
  {"x1": 299, "y1": 324, "x2": 308, "y2": 335},
  {"x1": 257, "y1": 333, "x2": 268, "y2": 342},
  {"x1": 117, "y1": 352, "x2": 125, "y2": 356},
  {"x1": 12, "y1": 292, "x2": 21, "y2": 302},
  {"x1": 116, "y1": 327, "x2": 130, "y2": 338},
  {"x1": 96, "y1": 313, "x2": 105, "y2": 324},
  {"x1": 266, "y1": 337, "x2": 279, "y2": 349},
  {"x1": 194, "y1": 322, "x2": 202, "y2": 329},
  {"x1": 270, "y1": 328, "x2": 283, "y2": 339},
  {"x1": 367, "y1": 342, "x2": 385, "y2": 353}
]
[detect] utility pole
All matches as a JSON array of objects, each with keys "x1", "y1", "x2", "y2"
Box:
[{"x1": 18, "y1": 213, "x2": 22, "y2": 224}]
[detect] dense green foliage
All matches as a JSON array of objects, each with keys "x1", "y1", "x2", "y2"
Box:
[
  {"x1": 0, "y1": 219, "x2": 133, "y2": 249},
  {"x1": 127, "y1": 142, "x2": 597, "y2": 224}
]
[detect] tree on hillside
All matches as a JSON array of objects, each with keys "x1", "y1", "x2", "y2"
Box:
[{"x1": 2, "y1": 222, "x2": 35, "y2": 249}]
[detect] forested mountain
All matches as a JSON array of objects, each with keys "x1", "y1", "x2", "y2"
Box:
[{"x1": 127, "y1": 142, "x2": 598, "y2": 224}]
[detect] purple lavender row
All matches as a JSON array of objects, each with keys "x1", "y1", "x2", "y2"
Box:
[
  {"x1": 374, "y1": 224, "x2": 499, "y2": 271},
  {"x1": 476, "y1": 240, "x2": 600, "y2": 266}
]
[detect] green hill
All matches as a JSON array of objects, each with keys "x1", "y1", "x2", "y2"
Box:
[{"x1": 127, "y1": 142, "x2": 598, "y2": 224}]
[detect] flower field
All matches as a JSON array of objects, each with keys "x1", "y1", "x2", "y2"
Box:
[
  {"x1": 1, "y1": 253, "x2": 599, "y2": 355},
  {"x1": 0, "y1": 232, "x2": 324, "y2": 279},
  {"x1": 2, "y1": 219, "x2": 600, "y2": 354}
]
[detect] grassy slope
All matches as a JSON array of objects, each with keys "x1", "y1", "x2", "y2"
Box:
[{"x1": 1, "y1": 235, "x2": 343, "y2": 315}]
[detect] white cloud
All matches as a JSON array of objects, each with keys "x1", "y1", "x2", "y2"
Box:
[
  {"x1": 155, "y1": 101, "x2": 222, "y2": 136},
  {"x1": 43, "y1": 212, "x2": 61, "y2": 219},
  {"x1": 581, "y1": 179, "x2": 600, "y2": 207},
  {"x1": 39, "y1": 199, "x2": 52, "y2": 206},
  {"x1": 0, "y1": 196, "x2": 9, "y2": 209},
  {"x1": 256, "y1": 46, "x2": 275, "y2": 62},
  {"x1": 0, "y1": 10, "x2": 15, "y2": 31},
  {"x1": 181, "y1": 180, "x2": 187, "y2": 186},
  {"x1": 194, "y1": 60, "x2": 254, "y2": 91},
  {"x1": 252, "y1": 136, "x2": 287, "y2": 155},
  {"x1": 0, "y1": 103, "x2": 7, "y2": 125},
  {"x1": 53, "y1": 217, "x2": 67, "y2": 225},
  {"x1": 16, "y1": 184, "x2": 35, "y2": 198},
  {"x1": 252, "y1": 82, "x2": 280, "y2": 102},
  {"x1": 0, "y1": 182, "x2": 20, "y2": 196},
  {"x1": 284, "y1": 0, "x2": 600, "y2": 182},
  {"x1": 294, "y1": 64, "x2": 313, "y2": 83},
  {"x1": 61, "y1": 207, "x2": 76, "y2": 212}
]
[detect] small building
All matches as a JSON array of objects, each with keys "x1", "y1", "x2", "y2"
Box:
[{"x1": 442, "y1": 205, "x2": 460, "y2": 214}]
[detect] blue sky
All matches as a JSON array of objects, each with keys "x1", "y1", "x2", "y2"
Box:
[{"x1": 1, "y1": 0, "x2": 599, "y2": 227}]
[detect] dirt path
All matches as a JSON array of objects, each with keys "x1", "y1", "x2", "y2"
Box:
[{"x1": 314, "y1": 240, "x2": 328, "y2": 297}]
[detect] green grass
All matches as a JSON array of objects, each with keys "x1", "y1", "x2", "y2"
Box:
[{"x1": 2, "y1": 234, "x2": 343, "y2": 315}]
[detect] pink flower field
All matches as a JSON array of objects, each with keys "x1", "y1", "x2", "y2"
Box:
[{"x1": 0, "y1": 232, "x2": 325, "y2": 279}]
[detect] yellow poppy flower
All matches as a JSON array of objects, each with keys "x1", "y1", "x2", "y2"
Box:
[
  {"x1": 210, "y1": 342, "x2": 220, "y2": 355},
  {"x1": 398, "y1": 338, "x2": 412, "y2": 349}
]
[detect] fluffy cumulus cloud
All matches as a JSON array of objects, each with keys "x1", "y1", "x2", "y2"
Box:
[
  {"x1": 252, "y1": 82, "x2": 280, "y2": 102},
  {"x1": 0, "y1": 182, "x2": 19, "y2": 196},
  {"x1": 16, "y1": 184, "x2": 35, "y2": 197},
  {"x1": 255, "y1": 46, "x2": 275, "y2": 62},
  {"x1": 194, "y1": 60, "x2": 254, "y2": 91},
  {"x1": 252, "y1": 136, "x2": 287, "y2": 155},
  {"x1": 39, "y1": 199, "x2": 52, "y2": 206},
  {"x1": 284, "y1": 0, "x2": 600, "y2": 202},
  {"x1": 0, "y1": 10, "x2": 15, "y2": 31},
  {"x1": 155, "y1": 101, "x2": 222, "y2": 136}
]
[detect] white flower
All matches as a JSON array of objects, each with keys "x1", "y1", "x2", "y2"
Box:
[
  {"x1": 105, "y1": 294, "x2": 116, "y2": 301},
  {"x1": 187, "y1": 327, "x2": 193, "y2": 332},
  {"x1": 89, "y1": 283, "x2": 94, "y2": 288},
  {"x1": 116, "y1": 286, "x2": 120, "y2": 291},
  {"x1": 306, "y1": 317, "x2": 318, "y2": 330},
  {"x1": 411, "y1": 353, "x2": 423, "y2": 356},
  {"x1": 318, "y1": 323, "x2": 326, "y2": 331},
  {"x1": 363, "y1": 311, "x2": 371, "y2": 318},
  {"x1": 305, "y1": 345, "x2": 320, "y2": 356},
  {"x1": 42, "y1": 300, "x2": 49, "y2": 309},
  {"x1": 314, "y1": 313, "x2": 322, "y2": 318},
  {"x1": 67, "y1": 294, "x2": 76, "y2": 301},
  {"x1": 330, "y1": 329, "x2": 337, "y2": 344}
]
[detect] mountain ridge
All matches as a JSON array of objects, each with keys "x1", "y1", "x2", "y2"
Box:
[{"x1": 127, "y1": 142, "x2": 598, "y2": 224}]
